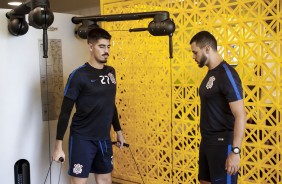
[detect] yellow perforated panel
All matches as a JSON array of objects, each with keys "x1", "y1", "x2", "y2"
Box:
[{"x1": 101, "y1": 0, "x2": 282, "y2": 183}]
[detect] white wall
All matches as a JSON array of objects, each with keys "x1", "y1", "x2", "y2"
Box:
[
  {"x1": 0, "y1": 9, "x2": 88, "y2": 184},
  {"x1": 67, "y1": 6, "x2": 100, "y2": 16}
]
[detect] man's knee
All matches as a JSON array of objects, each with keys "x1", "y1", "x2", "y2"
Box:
[
  {"x1": 71, "y1": 176, "x2": 88, "y2": 184},
  {"x1": 95, "y1": 173, "x2": 112, "y2": 184}
]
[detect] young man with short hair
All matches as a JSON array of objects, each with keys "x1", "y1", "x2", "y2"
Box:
[
  {"x1": 190, "y1": 31, "x2": 246, "y2": 184},
  {"x1": 53, "y1": 28, "x2": 126, "y2": 184}
]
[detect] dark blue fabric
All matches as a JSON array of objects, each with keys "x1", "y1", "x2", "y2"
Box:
[
  {"x1": 68, "y1": 136, "x2": 113, "y2": 177},
  {"x1": 198, "y1": 142, "x2": 238, "y2": 184},
  {"x1": 64, "y1": 63, "x2": 117, "y2": 140},
  {"x1": 199, "y1": 61, "x2": 243, "y2": 140}
]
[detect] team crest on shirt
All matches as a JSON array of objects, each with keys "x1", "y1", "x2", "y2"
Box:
[
  {"x1": 206, "y1": 76, "x2": 215, "y2": 89},
  {"x1": 108, "y1": 73, "x2": 116, "y2": 84},
  {"x1": 73, "y1": 163, "x2": 83, "y2": 174}
]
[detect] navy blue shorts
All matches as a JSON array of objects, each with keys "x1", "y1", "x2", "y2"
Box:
[
  {"x1": 198, "y1": 142, "x2": 238, "y2": 184},
  {"x1": 68, "y1": 135, "x2": 113, "y2": 178}
]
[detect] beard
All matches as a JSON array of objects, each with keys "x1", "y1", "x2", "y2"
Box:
[
  {"x1": 96, "y1": 54, "x2": 109, "y2": 64},
  {"x1": 198, "y1": 54, "x2": 207, "y2": 68},
  {"x1": 98, "y1": 59, "x2": 107, "y2": 64}
]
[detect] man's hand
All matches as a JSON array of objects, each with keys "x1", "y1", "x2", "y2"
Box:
[
  {"x1": 52, "y1": 140, "x2": 65, "y2": 163},
  {"x1": 116, "y1": 130, "x2": 126, "y2": 148},
  {"x1": 225, "y1": 152, "x2": 240, "y2": 175}
]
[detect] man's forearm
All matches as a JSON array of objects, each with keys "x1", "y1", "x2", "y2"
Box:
[
  {"x1": 232, "y1": 112, "x2": 246, "y2": 148},
  {"x1": 55, "y1": 140, "x2": 63, "y2": 150}
]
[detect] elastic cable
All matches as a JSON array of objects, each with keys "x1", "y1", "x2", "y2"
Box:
[
  {"x1": 57, "y1": 163, "x2": 63, "y2": 184},
  {"x1": 128, "y1": 146, "x2": 145, "y2": 184},
  {"x1": 43, "y1": 160, "x2": 53, "y2": 184}
]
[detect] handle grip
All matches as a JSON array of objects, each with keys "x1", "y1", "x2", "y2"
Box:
[
  {"x1": 59, "y1": 157, "x2": 64, "y2": 162},
  {"x1": 112, "y1": 141, "x2": 129, "y2": 147}
]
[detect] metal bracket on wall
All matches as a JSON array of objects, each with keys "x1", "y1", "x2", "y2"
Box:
[
  {"x1": 5, "y1": 0, "x2": 54, "y2": 58},
  {"x1": 71, "y1": 11, "x2": 176, "y2": 58}
]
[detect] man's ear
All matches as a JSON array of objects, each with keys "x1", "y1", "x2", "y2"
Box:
[
  {"x1": 89, "y1": 43, "x2": 93, "y2": 51},
  {"x1": 205, "y1": 45, "x2": 210, "y2": 53},
  {"x1": 204, "y1": 45, "x2": 213, "y2": 55}
]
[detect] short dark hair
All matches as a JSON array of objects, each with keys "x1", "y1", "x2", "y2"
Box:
[
  {"x1": 87, "y1": 28, "x2": 112, "y2": 44},
  {"x1": 189, "y1": 31, "x2": 217, "y2": 51}
]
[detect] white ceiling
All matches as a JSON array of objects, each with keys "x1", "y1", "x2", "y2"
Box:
[{"x1": 0, "y1": 0, "x2": 100, "y2": 13}]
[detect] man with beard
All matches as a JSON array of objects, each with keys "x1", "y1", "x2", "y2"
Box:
[
  {"x1": 190, "y1": 31, "x2": 246, "y2": 184},
  {"x1": 52, "y1": 28, "x2": 126, "y2": 184}
]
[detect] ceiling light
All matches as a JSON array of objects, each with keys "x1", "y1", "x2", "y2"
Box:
[{"x1": 8, "y1": 2, "x2": 22, "y2": 6}]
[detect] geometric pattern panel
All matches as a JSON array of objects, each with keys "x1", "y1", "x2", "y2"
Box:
[{"x1": 101, "y1": 0, "x2": 282, "y2": 183}]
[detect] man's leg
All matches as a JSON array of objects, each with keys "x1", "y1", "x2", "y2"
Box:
[
  {"x1": 95, "y1": 173, "x2": 112, "y2": 184},
  {"x1": 199, "y1": 142, "x2": 211, "y2": 183},
  {"x1": 200, "y1": 180, "x2": 211, "y2": 184},
  {"x1": 71, "y1": 176, "x2": 88, "y2": 184},
  {"x1": 91, "y1": 140, "x2": 113, "y2": 184},
  {"x1": 207, "y1": 144, "x2": 238, "y2": 184},
  {"x1": 68, "y1": 136, "x2": 96, "y2": 183}
]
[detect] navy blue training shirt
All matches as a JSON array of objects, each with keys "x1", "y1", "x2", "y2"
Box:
[
  {"x1": 64, "y1": 62, "x2": 118, "y2": 140},
  {"x1": 199, "y1": 61, "x2": 243, "y2": 140}
]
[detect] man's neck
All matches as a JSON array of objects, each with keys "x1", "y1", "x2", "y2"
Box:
[
  {"x1": 207, "y1": 54, "x2": 223, "y2": 70},
  {"x1": 88, "y1": 59, "x2": 104, "y2": 69}
]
